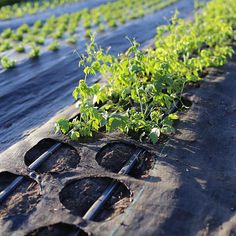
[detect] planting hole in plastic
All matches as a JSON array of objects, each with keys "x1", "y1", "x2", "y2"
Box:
[
  {"x1": 96, "y1": 143, "x2": 155, "y2": 178},
  {"x1": 0, "y1": 171, "x2": 40, "y2": 220},
  {"x1": 24, "y1": 139, "x2": 81, "y2": 173},
  {"x1": 59, "y1": 177, "x2": 131, "y2": 222},
  {"x1": 26, "y1": 223, "x2": 88, "y2": 236}
]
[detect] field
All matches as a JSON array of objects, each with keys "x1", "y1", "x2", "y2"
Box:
[{"x1": 0, "y1": 0, "x2": 236, "y2": 235}]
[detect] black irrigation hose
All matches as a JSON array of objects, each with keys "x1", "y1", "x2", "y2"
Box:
[
  {"x1": 83, "y1": 148, "x2": 145, "y2": 221},
  {"x1": 0, "y1": 142, "x2": 62, "y2": 204}
]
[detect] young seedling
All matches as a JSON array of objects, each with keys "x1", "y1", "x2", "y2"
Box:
[
  {"x1": 48, "y1": 41, "x2": 59, "y2": 51},
  {"x1": 14, "y1": 44, "x2": 25, "y2": 53},
  {"x1": 28, "y1": 45, "x2": 40, "y2": 59},
  {"x1": 66, "y1": 36, "x2": 77, "y2": 44},
  {"x1": 1, "y1": 28, "x2": 12, "y2": 39},
  {"x1": 0, "y1": 41, "x2": 12, "y2": 52},
  {"x1": 1, "y1": 56, "x2": 16, "y2": 69}
]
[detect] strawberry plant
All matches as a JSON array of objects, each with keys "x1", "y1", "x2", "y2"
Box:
[
  {"x1": 0, "y1": 0, "x2": 178, "y2": 61},
  {"x1": 28, "y1": 45, "x2": 40, "y2": 59},
  {"x1": 0, "y1": 0, "x2": 84, "y2": 20},
  {"x1": 14, "y1": 44, "x2": 25, "y2": 53},
  {"x1": 48, "y1": 41, "x2": 59, "y2": 51},
  {"x1": 66, "y1": 36, "x2": 77, "y2": 44},
  {"x1": 1, "y1": 56, "x2": 15, "y2": 69},
  {"x1": 56, "y1": 0, "x2": 236, "y2": 144}
]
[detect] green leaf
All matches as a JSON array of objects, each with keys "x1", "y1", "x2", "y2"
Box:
[
  {"x1": 149, "y1": 127, "x2": 160, "y2": 144},
  {"x1": 107, "y1": 115, "x2": 128, "y2": 132},
  {"x1": 73, "y1": 87, "x2": 80, "y2": 100},
  {"x1": 57, "y1": 118, "x2": 70, "y2": 134},
  {"x1": 168, "y1": 113, "x2": 179, "y2": 120},
  {"x1": 70, "y1": 130, "x2": 80, "y2": 141}
]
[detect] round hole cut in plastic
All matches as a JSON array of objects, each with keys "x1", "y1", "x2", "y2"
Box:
[
  {"x1": 180, "y1": 96, "x2": 193, "y2": 108},
  {"x1": 0, "y1": 172, "x2": 40, "y2": 220},
  {"x1": 26, "y1": 223, "x2": 88, "y2": 236},
  {"x1": 96, "y1": 143, "x2": 155, "y2": 178},
  {"x1": 96, "y1": 143, "x2": 136, "y2": 173},
  {"x1": 59, "y1": 177, "x2": 131, "y2": 222},
  {"x1": 0, "y1": 171, "x2": 18, "y2": 192},
  {"x1": 24, "y1": 139, "x2": 81, "y2": 173}
]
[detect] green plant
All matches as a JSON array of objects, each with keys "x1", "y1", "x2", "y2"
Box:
[
  {"x1": 28, "y1": 45, "x2": 40, "y2": 58},
  {"x1": 56, "y1": 0, "x2": 236, "y2": 144},
  {"x1": 1, "y1": 28, "x2": 12, "y2": 39},
  {"x1": 66, "y1": 36, "x2": 77, "y2": 44},
  {"x1": 0, "y1": 41, "x2": 12, "y2": 52},
  {"x1": 35, "y1": 36, "x2": 45, "y2": 45},
  {"x1": 14, "y1": 43, "x2": 25, "y2": 52},
  {"x1": 11, "y1": 32, "x2": 23, "y2": 41},
  {"x1": 1, "y1": 56, "x2": 15, "y2": 69},
  {"x1": 97, "y1": 24, "x2": 105, "y2": 33},
  {"x1": 48, "y1": 41, "x2": 59, "y2": 51}
]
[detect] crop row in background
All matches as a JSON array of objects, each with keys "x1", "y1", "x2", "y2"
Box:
[
  {"x1": 0, "y1": 0, "x2": 84, "y2": 20},
  {"x1": 0, "y1": 0, "x2": 177, "y2": 69}
]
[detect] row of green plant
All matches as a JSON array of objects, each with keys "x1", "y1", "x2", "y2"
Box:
[
  {"x1": 0, "y1": 0, "x2": 178, "y2": 69},
  {"x1": 55, "y1": 0, "x2": 236, "y2": 144},
  {"x1": 0, "y1": 0, "x2": 84, "y2": 20}
]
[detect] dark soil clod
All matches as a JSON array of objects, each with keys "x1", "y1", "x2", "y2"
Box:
[{"x1": 59, "y1": 177, "x2": 131, "y2": 222}]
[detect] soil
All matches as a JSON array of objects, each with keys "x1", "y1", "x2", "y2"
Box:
[
  {"x1": 96, "y1": 142, "x2": 155, "y2": 179},
  {"x1": 59, "y1": 177, "x2": 131, "y2": 222},
  {"x1": 26, "y1": 223, "x2": 87, "y2": 236},
  {"x1": 0, "y1": 175, "x2": 40, "y2": 220},
  {"x1": 24, "y1": 139, "x2": 81, "y2": 173}
]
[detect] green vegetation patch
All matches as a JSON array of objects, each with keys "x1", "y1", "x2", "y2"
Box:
[
  {"x1": 56, "y1": 0, "x2": 236, "y2": 144},
  {"x1": 0, "y1": 0, "x2": 178, "y2": 69}
]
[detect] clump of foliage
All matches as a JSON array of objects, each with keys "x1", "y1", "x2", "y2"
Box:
[
  {"x1": 0, "y1": 41, "x2": 12, "y2": 52},
  {"x1": 1, "y1": 28, "x2": 12, "y2": 39},
  {"x1": 48, "y1": 41, "x2": 59, "y2": 51},
  {"x1": 1, "y1": 56, "x2": 15, "y2": 69},
  {"x1": 0, "y1": 0, "x2": 83, "y2": 20},
  {"x1": 35, "y1": 36, "x2": 45, "y2": 45},
  {"x1": 66, "y1": 36, "x2": 77, "y2": 44},
  {"x1": 14, "y1": 43, "x2": 25, "y2": 52},
  {"x1": 56, "y1": 0, "x2": 235, "y2": 144},
  {"x1": 28, "y1": 45, "x2": 40, "y2": 58},
  {"x1": 0, "y1": 0, "x2": 178, "y2": 60}
]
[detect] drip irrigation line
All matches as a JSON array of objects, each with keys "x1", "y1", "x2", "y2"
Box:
[
  {"x1": 0, "y1": 142, "x2": 62, "y2": 203},
  {"x1": 74, "y1": 148, "x2": 145, "y2": 236},
  {"x1": 83, "y1": 148, "x2": 145, "y2": 221}
]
